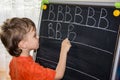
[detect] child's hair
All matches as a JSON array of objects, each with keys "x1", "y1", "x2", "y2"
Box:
[{"x1": 0, "y1": 17, "x2": 36, "y2": 57}]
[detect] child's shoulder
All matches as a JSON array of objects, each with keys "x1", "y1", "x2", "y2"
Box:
[
  {"x1": 10, "y1": 56, "x2": 33, "y2": 64},
  {"x1": 9, "y1": 56, "x2": 34, "y2": 68}
]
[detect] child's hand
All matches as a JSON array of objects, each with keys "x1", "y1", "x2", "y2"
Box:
[
  {"x1": 55, "y1": 38, "x2": 71, "y2": 79},
  {"x1": 61, "y1": 38, "x2": 71, "y2": 54}
]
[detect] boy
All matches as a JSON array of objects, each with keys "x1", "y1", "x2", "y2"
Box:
[{"x1": 0, "y1": 17, "x2": 71, "y2": 80}]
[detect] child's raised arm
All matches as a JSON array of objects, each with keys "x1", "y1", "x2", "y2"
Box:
[{"x1": 55, "y1": 38, "x2": 71, "y2": 80}]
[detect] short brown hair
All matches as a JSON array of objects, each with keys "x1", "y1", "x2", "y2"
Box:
[{"x1": 0, "y1": 17, "x2": 36, "y2": 57}]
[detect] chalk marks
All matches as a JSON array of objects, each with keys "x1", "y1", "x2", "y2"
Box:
[
  {"x1": 46, "y1": 4, "x2": 111, "y2": 31},
  {"x1": 40, "y1": 4, "x2": 118, "y2": 54},
  {"x1": 37, "y1": 3, "x2": 120, "y2": 80}
]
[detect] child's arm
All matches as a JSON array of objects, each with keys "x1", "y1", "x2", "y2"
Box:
[{"x1": 55, "y1": 38, "x2": 71, "y2": 80}]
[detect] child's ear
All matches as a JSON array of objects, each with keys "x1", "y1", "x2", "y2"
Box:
[{"x1": 18, "y1": 40, "x2": 26, "y2": 49}]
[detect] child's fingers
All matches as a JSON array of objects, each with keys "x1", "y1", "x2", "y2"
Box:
[
  {"x1": 62, "y1": 38, "x2": 71, "y2": 46},
  {"x1": 65, "y1": 38, "x2": 71, "y2": 46},
  {"x1": 63, "y1": 38, "x2": 68, "y2": 43},
  {"x1": 63, "y1": 38, "x2": 68, "y2": 41}
]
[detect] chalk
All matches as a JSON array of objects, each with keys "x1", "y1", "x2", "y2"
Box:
[{"x1": 113, "y1": 9, "x2": 120, "y2": 17}]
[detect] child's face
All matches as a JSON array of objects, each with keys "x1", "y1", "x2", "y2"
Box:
[{"x1": 24, "y1": 28, "x2": 39, "y2": 50}]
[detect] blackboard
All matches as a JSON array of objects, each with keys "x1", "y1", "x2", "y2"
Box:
[{"x1": 36, "y1": 2, "x2": 120, "y2": 80}]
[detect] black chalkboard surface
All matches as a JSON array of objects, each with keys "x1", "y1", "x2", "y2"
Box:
[{"x1": 36, "y1": 2, "x2": 120, "y2": 80}]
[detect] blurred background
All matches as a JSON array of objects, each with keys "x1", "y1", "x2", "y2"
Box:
[{"x1": 0, "y1": 0, "x2": 41, "y2": 80}]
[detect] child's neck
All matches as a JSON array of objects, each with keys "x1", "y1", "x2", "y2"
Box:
[{"x1": 20, "y1": 49, "x2": 30, "y2": 57}]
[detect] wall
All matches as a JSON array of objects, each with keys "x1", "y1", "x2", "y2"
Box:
[
  {"x1": 0, "y1": 0, "x2": 41, "y2": 80},
  {"x1": 0, "y1": 0, "x2": 119, "y2": 80}
]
